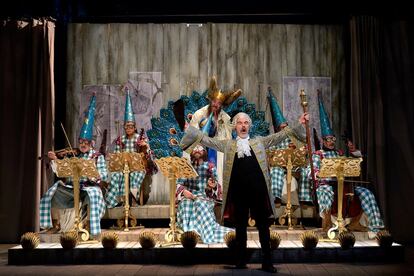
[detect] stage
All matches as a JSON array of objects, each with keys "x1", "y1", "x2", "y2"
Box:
[{"x1": 8, "y1": 228, "x2": 404, "y2": 265}]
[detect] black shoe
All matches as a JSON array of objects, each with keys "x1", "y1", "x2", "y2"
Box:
[{"x1": 261, "y1": 264, "x2": 277, "y2": 273}]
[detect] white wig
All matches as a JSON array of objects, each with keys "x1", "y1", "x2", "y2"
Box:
[{"x1": 232, "y1": 112, "x2": 252, "y2": 127}]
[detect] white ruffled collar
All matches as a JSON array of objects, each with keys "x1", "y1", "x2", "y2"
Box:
[{"x1": 236, "y1": 136, "x2": 251, "y2": 158}]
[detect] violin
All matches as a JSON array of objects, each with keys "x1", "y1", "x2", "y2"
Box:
[
  {"x1": 55, "y1": 148, "x2": 80, "y2": 158},
  {"x1": 137, "y1": 128, "x2": 148, "y2": 153},
  {"x1": 137, "y1": 128, "x2": 154, "y2": 174},
  {"x1": 38, "y1": 148, "x2": 81, "y2": 160}
]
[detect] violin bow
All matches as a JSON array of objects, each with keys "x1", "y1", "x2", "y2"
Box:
[{"x1": 60, "y1": 122, "x2": 76, "y2": 158}]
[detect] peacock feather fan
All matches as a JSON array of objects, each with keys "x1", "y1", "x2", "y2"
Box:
[
  {"x1": 375, "y1": 230, "x2": 393, "y2": 248},
  {"x1": 20, "y1": 232, "x2": 40, "y2": 250},
  {"x1": 224, "y1": 231, "x2": 237, "y2": 249},
  {"x1": 138, "y1": 231, "x2": 157, "y2": 249},
  {"x1": 338, "y1": 231, "x2": 355, "y2": 250},
  {"x1": 300, "y1": 230, "x2": 319, "y2": 250},
  {"x1": 180, "y1": 231, "x2": 199, "y2": 249},
  {"x1": 147, "y1": 91, "x2": 269, "y2": 158},
  {"x1": 101, "y1": 231, "x2": 119, "y2": 249},
  {"x1": 60, "y1": 231, "x2": 78, "y2": 249},
  {"x1": 270, "y1": 231, "x2": 281, "y2": 250}
]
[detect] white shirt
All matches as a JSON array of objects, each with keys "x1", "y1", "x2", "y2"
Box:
[{"x1": 236, "y1": 136, "x2": 251, "y2": 158}]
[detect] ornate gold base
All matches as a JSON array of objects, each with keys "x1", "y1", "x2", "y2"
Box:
[
  {"x1": 72, "y1": 218, "x2": 90, "y2": 242},
  {"x1": 116, "y1": 216, "x2": 144, "y2": 231},
  {"x1": 326, "y1": 220, "x2": 348, "y2": 240},
  {"x1": 78, "y1": 239, "x2": 100, "y2": 244},
  {"x1": 159, "y1": 228, "x2": 184, "y2": 247},
  {"x1": 319, "y1": 238, "x2": 340, "y2": 243},
  {"x1": 278, "y1": 205, "x2": 299, "y2": 230}
]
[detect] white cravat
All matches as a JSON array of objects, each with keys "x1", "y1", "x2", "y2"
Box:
[{"x1": 236, "y1": 136, "x2": 251, "y2": 158}]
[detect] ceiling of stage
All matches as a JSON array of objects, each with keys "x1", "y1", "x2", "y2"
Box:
[{"x1": 2, "y1": 0, "x2": 412, "y2": 23}]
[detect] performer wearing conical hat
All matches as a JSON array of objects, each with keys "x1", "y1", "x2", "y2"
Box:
[
  {"x1": 39, "y1": 94, "x2": 108, "y2": 236},
  {"x1": 267, "y1": 89, "x2": 313, "y2": 207},
  {"x1": 105, "y1": 88, "x2": 157, "y2": 208},
  {"x1": 304, "y1": 92, "x2": 384, "y2": 236}
]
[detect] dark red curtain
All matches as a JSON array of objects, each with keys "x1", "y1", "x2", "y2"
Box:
[
  {"x1": 381, "y1": 20, "x2": 414, "y2": 242},
  {"x1": 0, "y1": 18, "x2": 55, "y2": 242},
  {"x1": 349, "y1": 16, "x2": 414, "y2": 242}
]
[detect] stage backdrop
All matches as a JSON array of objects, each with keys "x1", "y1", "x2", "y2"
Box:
[
  {"x1": 66, "y1": 23, "x2": 347, "y2": 145},
  {"x1": 64, "y1": 23, "x2": 348, "y2": 207},
  {"x1": 80, "y1": 72, "x2": 162, "y2": 149}
]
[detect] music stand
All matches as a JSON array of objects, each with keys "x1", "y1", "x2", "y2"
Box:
[
  {"x1": 268, "y1": 147, "x2": 307, "y2": 229},
  {"x1": 108, "y1": 152, "x2": 146, "y2": 231},
  {"x1": 55, "y1": 157, "x2": 100, "y2": 241},
  {"x1": 155, "y1": 157, "x2": 198, "y2": 246},
  {"x1": 318, "y1": 157, "x2": 363, "y2": 240}
]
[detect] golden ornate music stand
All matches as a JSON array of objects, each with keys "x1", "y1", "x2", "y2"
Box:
[
  {"x1": 155, "y1": 157, "x2": 198, "y2": 246},
  {"x1": 108, "y1": 152, "x2": 146, "y2": 231},
  {"x1": 268, "y1": 147, "x2": 307, "y2": 230},
  {"x1": 55, "y1": 157, "x2": 100, "y2": 241},
  {"x1": 318, "y1": 157, "x2": 363, "y2": 240}
]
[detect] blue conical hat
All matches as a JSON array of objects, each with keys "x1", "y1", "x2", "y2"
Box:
[
  {"x1": 267, "y1": 89, "x2": 287, "y2": 131},
  {"x1": 124, "y1": 88, "x2": 135, "y2": 124},
  {"x1": 318, "y1": 93, "x2": 334, "y2": 137},
  {"x1": 79, "y1": 94, "x2": 96, "y2": 141}
]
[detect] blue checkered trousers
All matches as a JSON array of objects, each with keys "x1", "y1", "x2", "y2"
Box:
[
  {"x1": 305, "y1": 150, "x2": 384, "y2": 232},
  {"x1": 269, "y1": 137, "x2": 313, "y2": 202},
  {"x1": 105, "y1": 133, "x2": 146, "y2": 208},
  {"x1": 39, "y1": 149, "x2": 108, "y2": 235},
  {"x1": 176, "y1": 162, "x2": 232, "y2": 244}
]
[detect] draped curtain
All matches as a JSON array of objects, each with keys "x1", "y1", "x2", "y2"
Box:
[
  {"x1": 0, "y1": 18, "x2": 55, "y2": 242},
  {"x1": 381, "y1": 20, "x2": 414, "y2": 242},
  {"x1": 349, "y1": 16, "x2": 414, "y2": 242}
]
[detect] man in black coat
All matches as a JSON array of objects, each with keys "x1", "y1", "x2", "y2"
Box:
[{"x1": 181, "y1": 111, "x2": 308, "y2": 273}]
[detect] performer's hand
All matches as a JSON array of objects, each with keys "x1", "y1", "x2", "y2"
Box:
[
  {"x1": 347, "y1": 140, "x2": 357, "y2": 152},
  {"x1": 99, "y1": 181, "x2": 109, "y2": 190},
  {"x1": 299, "y1": 112, "x2": 310, "y2": 125},
  {"x1": 183, "y1": 190, "x2": 195, "y2": 199},
  {"x1": 138, "y1": 140, "x2": 148, "y2": 148},
  {"x1": 48, "y1": 151, "x2": 57, "y2": 160},
  {"x1": 207, "y1": 178, "x2": 217, "y2": 189}
]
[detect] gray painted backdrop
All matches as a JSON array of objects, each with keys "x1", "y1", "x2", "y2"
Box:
[
  {"x1": 67, "y1": 23, "x2": 347, "y2": 144},
  {"x1": 66, "y1": 23, "x2": 347, "y2": 205}
]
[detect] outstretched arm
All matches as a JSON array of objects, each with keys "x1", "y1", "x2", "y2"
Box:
[
  {"x1": 180, "y1": 126, "x2": 227, "y2": 153},
  {"x1": 261, "y1": 114, "x2": 308, "y2": 149},
  {"x1": 261, "y1": 122, "x2": 306, "y2": 149}
]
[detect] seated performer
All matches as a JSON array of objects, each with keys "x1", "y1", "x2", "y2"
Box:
[
  {"x1": 306, "y1": 93, "x2": 384, "y2": 237},
  {"x1": 39, "y1": 94, "x2": 108, "y2": 236},
  {"x1": 267, "y1": 90, "x2": 313, "y2": 207},
  {"x1": 105, "y1": 88, "x2": 157, "y2": 208},
  {"x1": 176, "y1": 145, "x2": 232, "y2": 244}
]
